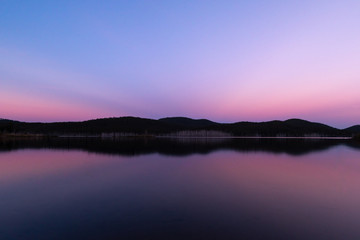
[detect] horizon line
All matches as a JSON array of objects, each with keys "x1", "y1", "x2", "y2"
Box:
[{"x1": 1, "y1": 116, "x2": 358, "y2": 130}]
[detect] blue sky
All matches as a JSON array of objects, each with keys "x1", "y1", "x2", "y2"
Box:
[{"x1": 1, "y1": 0, "x2": 360, "y2": 127}]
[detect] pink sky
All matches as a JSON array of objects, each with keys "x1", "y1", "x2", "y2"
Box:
[{"x1": 1, "y1": 1, "x2": 359, "y2": 128}]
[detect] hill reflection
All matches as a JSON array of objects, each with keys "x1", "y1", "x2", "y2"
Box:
[{"x1": 1, "y1": 137, "x2": 359, "y2": 156}]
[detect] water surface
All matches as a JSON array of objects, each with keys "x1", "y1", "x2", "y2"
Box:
[{"x1": 1, "y1": 138, "x2": 360, "y2": 239}]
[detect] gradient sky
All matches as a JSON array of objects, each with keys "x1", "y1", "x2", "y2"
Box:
[{"x1": 1, "y1": 0, "x2": 359, "y2": 128}]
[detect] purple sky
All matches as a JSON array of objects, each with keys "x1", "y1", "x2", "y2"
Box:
[{"x1": 1, "y1": 1, "x2": 359, "y2": 128}]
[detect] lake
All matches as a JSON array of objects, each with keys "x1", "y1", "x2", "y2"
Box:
[{"x1": 1, "y1": 137, "x2": 360, "y2": 240}]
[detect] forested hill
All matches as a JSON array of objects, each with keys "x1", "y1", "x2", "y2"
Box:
[
  {"x1": 0, "y1": 117, "x2": 358, "y2": 137},
  {"x1": 345, "y1": 125, "x2": 360, "y2": 134}
]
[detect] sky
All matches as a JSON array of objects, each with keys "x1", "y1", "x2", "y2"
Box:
[{"x1": 1, "y1": 0, "x2": 359, "y2": 128}]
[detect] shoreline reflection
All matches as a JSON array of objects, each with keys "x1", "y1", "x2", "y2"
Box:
[{"x1": 0, "y1": 137, "x2": 359, "y2": 156}]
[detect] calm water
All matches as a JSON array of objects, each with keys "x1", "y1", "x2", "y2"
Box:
[{"x1": 1, "y1": 138, "x2": 360, "y2": 240}]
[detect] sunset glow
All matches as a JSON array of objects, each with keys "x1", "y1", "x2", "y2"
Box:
[{"x1": 1, "y1": 1, "x2": 359, "y2": 127}]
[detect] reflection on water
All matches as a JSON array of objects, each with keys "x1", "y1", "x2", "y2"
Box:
[
  {"x1": 0, "y1": 138, "x2": 360, "y2": 239},
  {"x1": 1, "y1": 137, "x2": 359, "y2": 156}
]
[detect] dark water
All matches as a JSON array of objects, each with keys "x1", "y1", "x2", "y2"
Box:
[{"x1": 1, "y1": 137, "x2": 360, "y2": 240}]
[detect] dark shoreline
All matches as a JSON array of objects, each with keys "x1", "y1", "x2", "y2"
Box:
[{"x1": 0, "y1": 133, "x2": 353, "y2": 140}]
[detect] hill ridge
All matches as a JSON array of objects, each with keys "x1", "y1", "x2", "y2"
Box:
[{"x1": 0, "y1": 117, "x2": 358, "y2": 137}]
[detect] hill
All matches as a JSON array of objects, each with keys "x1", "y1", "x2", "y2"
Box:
[
  {"x1": 209, "y1": 118, "x2": 345, "y2": 137},
  {"x1": 0, "y1": 117, "x2": 177, "y2": 135},
  {"x1": 345, "y1": 125, "x2": 360, "y2": 134},
  {"x1": 0, "y1": 117, "x2": 357, "y2": 137},
  {"x1": 159, "y1": 117, "x2": 218, "y2": 128}
]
